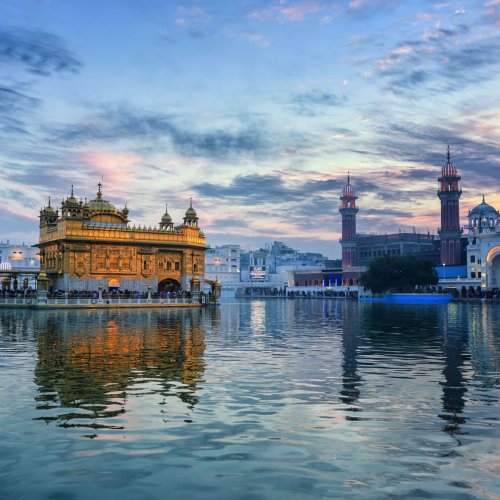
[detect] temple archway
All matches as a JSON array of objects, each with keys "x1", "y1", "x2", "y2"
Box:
[
  {"x1": 158, "y1": 278, "x2": 180, "y2": 293},
  {"x1": 486, "y1": 246, "x2": 500, "y2": 288}
]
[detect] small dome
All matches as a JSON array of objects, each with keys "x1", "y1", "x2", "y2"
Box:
[
  {"x1": 342, "y1": 174, "x2": 355, "y2": 197},
  {"x1": 161, "y1": 204, "x2": 172, "y2": 223},
  {"x1": 185, "y1": 199, "x2": 198, "y2": 219},
  {"x1": 64, "y1": 185, "x2": 80, "y2": 206},
  {"x1": 470, "y1": 197, "x2": 499, "y2": 218},
  {"x1": 441, "y1": 146, "x2": 457, "y2": 177},
  {"x1": 44, "y1": 197, "x2": 56, "y2": 214}
]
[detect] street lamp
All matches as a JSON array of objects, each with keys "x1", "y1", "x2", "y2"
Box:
[{"x1": 443, "y1": 263, "x2": 446, "y2": 281}]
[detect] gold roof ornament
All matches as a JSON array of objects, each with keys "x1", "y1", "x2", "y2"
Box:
[
  {"x1": 43, "y1": 196, "x2": 56, "y2": 214},
  {"x1": 66, "y1": 185, "x2": 79, "y2": 205},
  {"x1": 161, "y1": 203, "x2": 173, "y2": 224},
  {"x1": 185, "y1": 198, "x2": 197, "y2": 219},
  {"x1": 86, "y1": 181, "x2": 118, "y2": 212}
]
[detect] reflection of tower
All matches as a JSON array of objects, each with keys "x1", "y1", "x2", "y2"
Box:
[
  {"x1": 339, "y1": 302, "x2": 361, "y2": 415},
  {"x1": 438, "y1": 147, "x2": 463, "y2": 265},
  {"x1": 440, "y1": 307, "x2": 469, "y2": 437},
  {"x1": 339, "y1": 174, "x2": 359, "y2": 268}
]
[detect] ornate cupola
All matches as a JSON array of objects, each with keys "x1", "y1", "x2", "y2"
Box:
[
  {"x1": 61, "y1": 185, "x2": 83, "y2": 219},
  {"x1": 39, "y1": 197, "x2": 58, "y2": 227},
  {"x1": 438, "y1": 146, "x2": 462, "y2": 265},
  {"x1": 339, "y1": 173, "x2": 359, "y2": 268},
  {"x1": 159, "y1": 203, "x2": 174, "y2": 230},
  {"x1": 183, "y1": 198, "x2": 199, "y2": 227}
]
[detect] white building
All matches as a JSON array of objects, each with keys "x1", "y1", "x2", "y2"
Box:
[
  {"x1": 0, "y1": 240, "x2": 40, "y2": 270},
  {"x1": 205, "y1": 245, "x2": 241, "y2": 285},
  {"x1": 466, "y1": 197, "x2": 500, "y2": 289}
]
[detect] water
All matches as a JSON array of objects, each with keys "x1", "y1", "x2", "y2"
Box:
[{"x1": 0, "y1": 300, "x2": 498, "y2": 499}]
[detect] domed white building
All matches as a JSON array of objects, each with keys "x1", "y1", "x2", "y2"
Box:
[{"x1": 466, "y1": 196, "x2": 500, "y2": 289}]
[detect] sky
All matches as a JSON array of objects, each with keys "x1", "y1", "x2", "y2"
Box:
[{"x1": 0, "y1": 0, "x2": 499, "y2": 258}]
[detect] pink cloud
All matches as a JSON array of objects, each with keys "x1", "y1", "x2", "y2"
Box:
[
  {"x1": 248, "y1": 1, "x2": 328, "y2": 22},
  {"x1": 78, "y1": 151, "x2": 142, "y2": 188}
]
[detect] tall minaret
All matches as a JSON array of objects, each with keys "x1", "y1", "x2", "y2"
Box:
[
  {"x1": 438, "y1": 146, "x2": 462, "y2": 265},
  {"x1": 339, "y1": 173, "x2": 359, "y2": 268}
]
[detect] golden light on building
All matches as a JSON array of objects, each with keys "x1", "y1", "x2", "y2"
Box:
[{"x1": 36, "y1": 183, "x2": 205, "y2": 292}]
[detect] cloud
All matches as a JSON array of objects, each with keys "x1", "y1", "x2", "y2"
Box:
[
  {"x1": 248, "y1": 1, "x2": 330, "y2": 22},
  {"x1": 0, "y1": 26, "x2": 82, "y2": 76},
  {"x1": 0, "y1": 86, "x2": 40, "y2": 113},
  {"x1": 369, "y1": 19, "x2": 500, "y2": 95},
  {"x1": 231, "y1": 31, "x2": 271, "y2": 48},
  {"x1": 47, "y1": 105, "x2": 271, "y2": 160},
  {"x1": 290, "y1": 90, "x2": 347, "y2": 115}
]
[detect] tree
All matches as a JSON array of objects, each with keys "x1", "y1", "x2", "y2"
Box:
[{"x1": 360, "y1": 256, "x2": 438, "y2": 294}]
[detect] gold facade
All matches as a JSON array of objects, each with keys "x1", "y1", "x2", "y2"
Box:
[{"x1": 37, "y1": 185, "x2": 205, "y2": 291}]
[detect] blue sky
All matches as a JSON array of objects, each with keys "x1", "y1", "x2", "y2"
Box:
[{"x1": 0, "y1": 0, "x2": 499, "y2": 257}]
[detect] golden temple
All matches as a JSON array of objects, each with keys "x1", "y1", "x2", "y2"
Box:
[{"x1": 37, "y1": 183, "x2": 205, "y2": 292}]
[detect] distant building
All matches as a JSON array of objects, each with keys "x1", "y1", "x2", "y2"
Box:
[
  {"x1": 0, "y1": 240, "x2": 40, "y2": 270},
  {"x1": 466, "y1": 197, "x2": 500, "y2": 289},
  {"x1": 437, "y1": 146, "x2": 463, "y2": 265},
  {"x1": 205, "y1": 245, "x2": 241, "y2": 285},
  {"x1": 338, "y1": 173, "x2": 442, "y2": 285}
]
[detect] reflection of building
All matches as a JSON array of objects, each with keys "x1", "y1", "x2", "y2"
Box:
[
  {"x1": 37, "y1": 184, "x2": 205, "y2": 292},
  {"x1": 339, "y1": 301, "x2": 361, "y2": 413},
  {"x1": 439, "y1": 305, "x2": 469, "y2": 436},
  {"x1": 34, "y1": 309, "x2": 206, "y2": 432}
]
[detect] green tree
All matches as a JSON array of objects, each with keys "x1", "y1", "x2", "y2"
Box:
[{"x1": 360, "y1": 256, "x2": 438, "y2": 294}]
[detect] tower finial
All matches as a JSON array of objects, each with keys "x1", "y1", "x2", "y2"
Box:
[
  {"x1": 48, "y1": 196, "x2": 51, "y2": 207},
  {"x1": 97, "y1": 180, "x2": 102, "y2": 198},
  {"x1": 483, "y1": 194, "x2": 485, "y2": 203},
  {"x1": 347, "y1": 171, "x2": 350, "y2": 184},
  {"x1": 71, "y1": 185, "x2": 74, "y2": 196},
  {"x1": 447, "y1": 145, "x2": 451, "y2": 162},
  {"x1": 189, "y1": 197, "x2": 193, "y2": 208}
]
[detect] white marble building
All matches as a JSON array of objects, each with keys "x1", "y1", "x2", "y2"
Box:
[{"x1": 466, "y1": 197, "x2": 500, "y2": 289}]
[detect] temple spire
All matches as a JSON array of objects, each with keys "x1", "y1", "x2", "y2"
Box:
[
  {"x1": 71, "y1": 185, "x2": 74, "y2": 196},
  {"x1": 447, "y1": 145, "x2": 451, "y2": 162}
]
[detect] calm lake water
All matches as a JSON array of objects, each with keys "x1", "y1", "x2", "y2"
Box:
[{"x1": 0, "y1": 300, "x2": 498, "y2": 499}]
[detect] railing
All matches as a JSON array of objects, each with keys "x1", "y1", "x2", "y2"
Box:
[{"x1": 0, "y1": 296, "x2": 199, "y2": 306}]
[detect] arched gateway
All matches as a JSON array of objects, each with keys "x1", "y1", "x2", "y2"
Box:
[
  {"x1": 486, "y1": 246, "x2": 500, "y2": 289},
  {"x1": 158, "y1": 279, "x2": 180, "y2": 293}
]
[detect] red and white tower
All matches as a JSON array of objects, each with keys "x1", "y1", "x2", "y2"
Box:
[
  {"x1": 438, "y1": 146, "x2": 462, "y2": 265},
  {"x1": 339, "y1": 174, "x2": 359, "y2": 268}
]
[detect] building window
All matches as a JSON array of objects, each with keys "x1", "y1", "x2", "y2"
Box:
[
  {"x1": 194, "y1": 263, "x2": 198, "y2": 273},
  {"x1": 175, "y1": 261, "x2": 180, "y2": 271},
  {"x1": 167, "y1": 261, "x2": 172, "y2": 270},
  {"x1": 470, "y1": 255, "x2": 476, "y2": 263},
  {"x1": 471, "y1": 272, "x2": 476, "y2": 278},
  {"x1": 478, "y1": 272, "x2": 482, "y2": 278}
]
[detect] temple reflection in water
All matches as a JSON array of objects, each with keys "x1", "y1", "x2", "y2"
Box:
[{"x1": 31, "y1": 308, "x2": 216, "y2": 435}]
